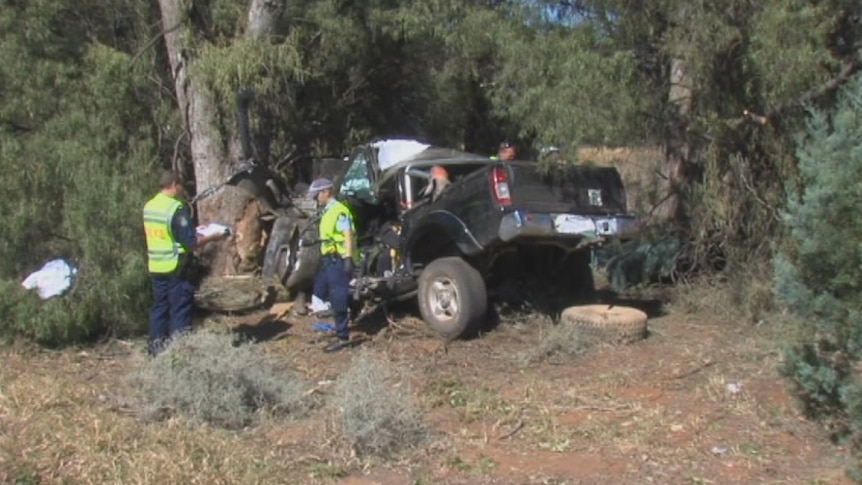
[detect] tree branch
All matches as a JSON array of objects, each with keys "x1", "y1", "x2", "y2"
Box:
[
  {"x1": 130, "y1": 21, "x2": 183, "y2": 65},
  {"x1": 738, "y1": 58, "x2": 861, "y2": 127}
]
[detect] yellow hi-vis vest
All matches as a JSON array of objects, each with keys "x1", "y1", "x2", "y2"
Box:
[
  {"x1": 319, "y1": 200, "x2": 359, "y2": 263},
  {"x1": 143, "y1": 192, "x2": 186, "y2": 273}
]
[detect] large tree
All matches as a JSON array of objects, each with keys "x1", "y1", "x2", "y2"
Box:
[{"x1": 157, "y1": 0, "x2": 289, "y2": 276}]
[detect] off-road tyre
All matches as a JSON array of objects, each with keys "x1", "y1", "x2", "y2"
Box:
[
  {"x1": 418, "y1": 257, "x2": 488, "y2": 341},
  {"x1": 284, "y1": 222, "x2": 321, "y2": 291},
  {"x1": 560, "y1": 304, "x2": 647, "y2": 345}
]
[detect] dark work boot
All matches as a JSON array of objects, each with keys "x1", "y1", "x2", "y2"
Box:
[{"x1": 323, "y1": 337, "x2": 351, "y2": 353}]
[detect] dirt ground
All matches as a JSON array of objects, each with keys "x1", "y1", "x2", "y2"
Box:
[{"x1": 0, "y1": 286, "x2": 855, "y2": 485}]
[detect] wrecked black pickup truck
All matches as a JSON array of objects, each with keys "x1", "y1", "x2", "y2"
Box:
[{"x1": 268, "y1": 139, "x2": 641, "y2": 340}]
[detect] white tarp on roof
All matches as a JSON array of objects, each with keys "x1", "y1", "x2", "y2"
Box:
[
  {"x1": 371, "y1": 139, "x2": 431, "y2": 171},
  {"x1": 21, "y1": 258, "x2": 77, "y2": 300}
]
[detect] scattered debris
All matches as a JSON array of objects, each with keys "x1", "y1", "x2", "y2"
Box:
[
  {"x1": 726, "y1": 382, "x2": 743, "y2": 395},
  {"x1": 20, "y1": 258, "x2": 77, "y2": 299}
]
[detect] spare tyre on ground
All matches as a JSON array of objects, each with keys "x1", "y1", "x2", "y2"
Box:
[{"x1": 560, "y1": 304, "x2": 648, "y2": 345}]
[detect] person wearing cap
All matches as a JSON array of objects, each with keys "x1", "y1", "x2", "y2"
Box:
[
  {"x1": 490, "y1": 140, "x2": 517, "y2": 161},
  {"x1": 307, "y1": 177, "x2": 357, "y2": 352},
  {"x1": 143, "y1": 169, "x2": 228, "y2": 356}
]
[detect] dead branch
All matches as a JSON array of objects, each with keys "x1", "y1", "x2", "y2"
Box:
[
  {"x1": 497, "y1": 420, "x2": 525, "y2": 440},
  {"x1": 738, "y1": 58, "x2": 861, "y2": 127},
  {"x1": 172, "y1": 131, "x2": 189, "y2": 176},
  {"x1": 130, "y1": 21, "x2": 184, "y2": 65},
  {"x1": 571, "y1": 404, "x2": 633, "y2": 412},
  {"x1": 666, "y1": 359, "x2": 717, "y2": 381}
]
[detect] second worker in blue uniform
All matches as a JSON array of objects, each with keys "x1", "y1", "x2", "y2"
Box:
[{"x1": 307, "y1": 178, "x2": 358, "y2": 353}]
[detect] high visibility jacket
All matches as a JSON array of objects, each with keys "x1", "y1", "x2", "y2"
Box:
[
  {"x1": 490, "y1": 155, "x2": 499, "y2": 160},
  {"x1": 319, "y1": 199, "x2": 358, "y2": 262},
  {"x1": 143, "y1": 192, "x2": 186, "y2": 273}
]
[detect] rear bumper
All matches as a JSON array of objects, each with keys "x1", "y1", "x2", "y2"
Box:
[{"x1": 498, "y1": 210, "x2": 641, "y2": 243}]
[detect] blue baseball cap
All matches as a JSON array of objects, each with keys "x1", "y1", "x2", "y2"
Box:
[{"x1": 308, "y1": 178, "x2": 333, "y2": 196}]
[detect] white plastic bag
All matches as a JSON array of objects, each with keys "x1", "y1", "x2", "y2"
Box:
[{"x1": 21, "y1": 259, "x2": 78, "y2": 300}]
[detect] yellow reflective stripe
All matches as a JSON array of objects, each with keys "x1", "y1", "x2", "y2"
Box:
[{"x1": 148, "y1": 253, "x2": 177, "y2": 260}]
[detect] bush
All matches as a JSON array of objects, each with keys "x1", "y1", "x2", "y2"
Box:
[
  {"x1": 125, "y1": 331, "x2": 309, "y2": 429},
  {"x1": 522, "y1": 322, "x2": 588, "y2": 363},
  {"x1": 774, "y1": 74, "x2": 862, "y2": 477},
  {"x1": 333, "y1": 349, "x2": 428, "y2": 458},
  {"x1": 0, "y1": 41, "x2": 173, "y2": 345}
]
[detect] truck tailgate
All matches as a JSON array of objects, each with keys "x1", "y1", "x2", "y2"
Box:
[{"x1": 508, "y1": 163, "x2": 627, "y2": 215}]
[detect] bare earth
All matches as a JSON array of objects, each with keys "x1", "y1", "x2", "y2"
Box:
[{"x1": 0, "y1": 289, "x2": 854, "y2": 485}]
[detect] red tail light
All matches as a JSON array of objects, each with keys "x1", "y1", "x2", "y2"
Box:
[{"x1": 490, "y1": 166, "x2": 511, "y2": 205}]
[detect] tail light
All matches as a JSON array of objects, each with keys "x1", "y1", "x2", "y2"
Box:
[{"x1": 490, "y1": 165, "x2": 512, "y2": 206}]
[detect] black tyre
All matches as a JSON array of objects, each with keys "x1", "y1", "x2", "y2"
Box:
[
  {"x1": 285, "y1": 222, "x2": 320, "y2": 290},
  {"x1": 417, "y1": 257, "x2": 488, "y2": 341},
  {"x1": 262, "y1": 215, "x2": 299, "y2": 287}
]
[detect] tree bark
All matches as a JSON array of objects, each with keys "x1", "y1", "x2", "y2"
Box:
[
  {"x1": 157, "y1": 0, "x2": 287, "y2": 276},
  {"x1": 665, "y1": 54, "x2": 694, "y2": 227}
]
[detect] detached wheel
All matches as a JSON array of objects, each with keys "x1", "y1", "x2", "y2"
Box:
[
  {"x1": 285, "y1": 221, "x2": 321, "y2": 291},
  {"x1": 418, "y1": 257, "x2": 487, "y2": 341},
  {"x1": 560, "y1": 304, "x2": 648, "y2": 345}
]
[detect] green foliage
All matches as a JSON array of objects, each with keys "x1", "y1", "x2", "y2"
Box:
[
  {"x1": 125, "y1": 331, "x2": 309, "y2": 429},
  {"x1": 775, "y1": 75, "x2": 862, "y2": 475},
  {"x1": 333, "y1": 349, "x2": 428, "y2": 458},
  {"x1": 0, "y1": 1, "x2": 175, "y2": 345},
  {"x1": 490, "y1": 19, "x2": 656, "y2": 147},
  {"x1": 1, "y1": 0, "x2": 859, "y2": 350}
]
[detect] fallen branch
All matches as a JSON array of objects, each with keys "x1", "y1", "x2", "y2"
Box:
[
  {"x1": 571, "y1": 404, "x2": 632, "y2": 412},
  {"x1": 666, "y1": 359, "x2": 717, "y2": 380},
  {"x1": 497, "y1": 420, "x2": 525, "y2": 440}
]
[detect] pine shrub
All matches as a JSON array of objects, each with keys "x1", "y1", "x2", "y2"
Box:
[{"x1": 774, "y1": 74, "x2": 862, "y2": 477}]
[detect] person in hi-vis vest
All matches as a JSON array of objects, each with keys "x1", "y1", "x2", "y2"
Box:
[
  {"x1": 307, "y1": 177, "x2": 359, "y2": 353},
  {"x1": 143, "y1": 170, "x2": 228, "y2": 355}
]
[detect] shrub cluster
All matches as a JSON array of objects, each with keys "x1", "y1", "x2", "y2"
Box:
[
  {"x1": 125, "y1": 331, "x2": 309, "y2": 429},
  {"x1": 332, "y1": 349, "x2": 428, "y2": 458},
  {"x1": 775, "y1": 76, "x2": 862, "y2": 478}
]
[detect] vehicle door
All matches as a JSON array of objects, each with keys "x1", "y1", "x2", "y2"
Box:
[{"x1": 336, "y1": 146, "x2": 383, "y2": 247}]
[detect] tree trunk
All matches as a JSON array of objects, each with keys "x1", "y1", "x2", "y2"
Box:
[
  {"x1": 157, "y1": 0, "x2": 287, "y2": 276},
  {"x1": 665, "y1": 55, "x2": 694, "y2": 227}
]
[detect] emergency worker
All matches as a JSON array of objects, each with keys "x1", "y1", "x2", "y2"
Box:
[
  {"x1": 308, "y1": 177, "x2": 358, "y2": 352},
  {"x1": 490, "y1": 140, "x2": 517, "y2": 161},
  {"x1": 143, "y1": 170, "x2": 227, "y2": 355}
]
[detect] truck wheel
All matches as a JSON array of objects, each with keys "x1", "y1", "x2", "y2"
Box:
[
  {"x1": 560, "y1": 304, "x2": 647, "y2": 345},
  {"x1": 418, "y1": 257, "x2": 487, "y2": 341},
  {"x1": 285, "y1": 221, "x2": 321, "y2": 291}
]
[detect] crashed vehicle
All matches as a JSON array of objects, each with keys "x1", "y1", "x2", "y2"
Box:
[{"x1": 266, "y1": 139, "x2": 641, "y2": 340}]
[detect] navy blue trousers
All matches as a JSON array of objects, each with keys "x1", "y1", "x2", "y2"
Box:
[
  {"x1": 149, "y1": 272, "x2": 195, "y2": 355},
  {"x1": 313, "y1": 255, "x2": 350, "y2": 340}
]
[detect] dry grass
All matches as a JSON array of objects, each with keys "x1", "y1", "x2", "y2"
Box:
[
  {"x1": 124, "y1": 331, "x2": 309, "y2": 429},
  {"x1": 519, "y1": 322, "x2": 589, "y2": 364},
  {"x1": 332, "y1": 348, "x2": 428, "y2": 458},
  {"x1": 0, "y1": 346, "x2": 309, "y2": 484},
  {"x1": 0, "y1": 286, "x2": 853, "y2": 484}
]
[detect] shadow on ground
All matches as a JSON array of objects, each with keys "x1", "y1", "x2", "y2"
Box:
[
  {"x1": 345, "y1": 284, "x2": 669, "y2": 343},
  {"x1": 232, "y1": 316, "x2": 293, "y2": 342}
]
